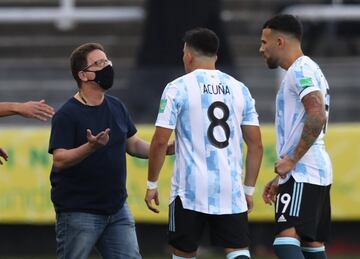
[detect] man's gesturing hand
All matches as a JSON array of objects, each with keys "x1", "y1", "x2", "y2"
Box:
[
  {"x1": 19, "y1": 100, "x2": 55, "y2": 121},
  {"x1": 87, "y1": 128, "x2": 110, "y2": 149}
]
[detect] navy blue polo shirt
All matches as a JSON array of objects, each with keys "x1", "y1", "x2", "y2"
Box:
[{"x1": 48, "y1": 95, "x2": 137, "y2": 215}]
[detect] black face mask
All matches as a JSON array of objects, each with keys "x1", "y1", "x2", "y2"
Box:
[{"x1": 92, "y1": 65, "x2": 114, "y2": 90}]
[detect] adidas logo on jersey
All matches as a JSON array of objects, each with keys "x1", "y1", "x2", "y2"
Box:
[{"x1": 277, "y1": 214, "x2": 287, "y2": 222}]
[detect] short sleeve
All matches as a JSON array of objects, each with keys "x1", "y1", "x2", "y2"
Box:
[
  {"x1": 126, "y1": 112, "x2": 137, "y2": 138},
  {"x1": 155, "y1": 83, "x2": 181, "y2": 129},
  {"x1": 48, "y1": 112, "x2": 76, "y2": 154},
  {"x1": 241, "y1": 86, "x2": 259, "y2": 126},
  {"x1": 292, "y1": 64, "x2": 319, "y2": 100}
]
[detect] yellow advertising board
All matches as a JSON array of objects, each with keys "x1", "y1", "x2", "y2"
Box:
[{"x1": 0, "y1": 124, "x2": 359, "y2": 223}]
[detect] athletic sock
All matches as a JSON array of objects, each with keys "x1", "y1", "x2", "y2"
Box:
[
  {"x1": 273, "y1": 237, "x2": 305, "y2": 259},
  {"x1": 226, "y1": 249, "x2": 251, "y2": 259},
  {"x1": 302, "y1": 246, "x2": 327, "y2": 259},
  {"x1": 172, "y1": 255, "x2": 195, "y2": 259}
]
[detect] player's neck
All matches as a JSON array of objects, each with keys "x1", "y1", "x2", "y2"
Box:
[
  {"x1": 281, "y1": 48, "x2": 304, "y2": 70},
  {"x1": 77, "y1": 86, "x2": 104, "y2": 106},
  {"x1": 191, "y1": 62, "x2": 216, "y2": 71}
]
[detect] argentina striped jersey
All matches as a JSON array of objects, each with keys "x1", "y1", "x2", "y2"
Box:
[
  {"x1": 276, "y1": 56, "x2": 332, "y2": 186},
  {"x1": 156, "y1": 69, "x2": 259, "y2": 214}
]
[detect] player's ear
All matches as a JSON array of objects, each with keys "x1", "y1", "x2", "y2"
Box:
[
  {"x1": 185, "y1": 51, "x2": 193, "y2": 64},
  {"x1": 277, "y1": 36, "x2": 286, "y2": 48},
  {"x1": 189, "y1": 52, "x2": 194, "y2": 64},
  {"x1": 78, "y1": 70, "x2": 88, "y2": 82}
]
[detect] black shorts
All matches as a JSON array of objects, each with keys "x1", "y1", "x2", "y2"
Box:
[
  {"x1": 275, "y1": 176, "x2": 331, "y2": 242},
  {"x1": 168, "y1": 196, "x2": 250, "y2": 253}
]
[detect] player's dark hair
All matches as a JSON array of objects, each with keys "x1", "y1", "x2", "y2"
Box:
[
  {"x1": 70, "y1": 43, "x2": 105, "y2": 86},
  {"x1": 183, "y1": 28, "x2": 219, "y2": 57},
  {"x1": 263, "y1": 14, "x2": 303, "y2": 41}
]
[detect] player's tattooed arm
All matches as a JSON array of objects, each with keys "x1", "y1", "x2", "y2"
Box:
[
  {"x1": 292, "y1": 91, "x2": 327, "y2": 162},
  {"x1": 274, "y1": 91, "x2": 326, "y2": 178}
]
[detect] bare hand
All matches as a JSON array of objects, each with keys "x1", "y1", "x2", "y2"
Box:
[
  {"x1": 0, "y1": 147, "x2": 8, "y2": 165},
  {"x1": 87, "y1": 128, "x2": 110, "y2": 149},
  {"x1": 262, "y1": 177, "x2": 279, "y2": 205},
  {"x1": 145, "y1": 189, "x2": 160, "y2": 213},
  {"x1": 166, "y1": 140, "x2": 175, "y2": 155},
  {"x1": 274, "y1": 155, "x2": 296, "y2": 178},
  {"x1": 245, "y1": 195, "x2": 254, "y2": 213},
  {"x1": 19, "y1": 100, "x2": 55, "y2": 121}
]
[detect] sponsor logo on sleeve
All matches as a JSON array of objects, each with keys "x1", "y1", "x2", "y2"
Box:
[
  {"x1": 159, "y1": 99, "x2": 167, "y2": 113},
  {"x1": 299, "y1": 77, "x2": 313, "y2": 89}
]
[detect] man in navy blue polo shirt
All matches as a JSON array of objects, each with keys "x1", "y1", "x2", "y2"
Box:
[{"x1": 48, "y1": 42, "x2": 173, "y2": 259}]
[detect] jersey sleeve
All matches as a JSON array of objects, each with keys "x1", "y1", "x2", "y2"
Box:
[
  {"x1": 155, "y1": 83, "x2": 181, "y2": 129},
  {"x1": 241, "y1": 86, "x2": 260, "y2": 126},
  {"x1": 48, "y1": 112, "x2": 76, "y2": 154},
  {"x1": 292, "y1": 64, "x2": 320, "y2": 100}
]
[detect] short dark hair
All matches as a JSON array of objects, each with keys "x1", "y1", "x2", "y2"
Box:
[
  {"x1": 263, "y1": 14, "x2": 303, "y2": 41},
  {"x1": 183, "y1": 27, "x2": 219, "y2": 57},
  {"x1": 70, "y1": 43, "x2": 105, "y2": 85}
]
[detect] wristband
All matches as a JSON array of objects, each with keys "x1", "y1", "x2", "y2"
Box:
[
  {"x1": 243, "y1": 185, "x2": 255, "y2": 196},
  {"x1": 147, "y1": 180, "x2": 158, "y2": 190}
]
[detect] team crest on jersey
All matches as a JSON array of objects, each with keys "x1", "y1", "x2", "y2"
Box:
[
  {"x1": 299, "y1": 77, "x2": 313, "y2": 89},
  {"x1": 159, "y1": 99, "x2": 167, "y2": 113}
]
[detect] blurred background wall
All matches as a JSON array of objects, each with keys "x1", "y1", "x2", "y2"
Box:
[{"x1": 0, "y1": 0, "x2": 359, "y2": 258}]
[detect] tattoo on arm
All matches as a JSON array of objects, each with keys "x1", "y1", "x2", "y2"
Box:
[
  {"x1": 293, "y1": 91, "x2": 326, "y2": 161},
  {"x1": 301, "y1": 116, "x2": 323, "y2": 146}
]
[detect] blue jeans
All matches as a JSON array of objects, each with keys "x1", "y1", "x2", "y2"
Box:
[{"x1": 55, "y1": 202, "x2": 141, "y2": 259}]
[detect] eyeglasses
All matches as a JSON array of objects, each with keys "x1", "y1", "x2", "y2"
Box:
[{"x1": 82, "y1": 59, "x2": 112, "y2": 71}]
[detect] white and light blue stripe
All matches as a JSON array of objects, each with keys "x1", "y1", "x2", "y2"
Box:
[
  {"x1": 156, "y1": 69, "x2": 259, "y2": 214},
  {"x1": 169, "y1": 200, "x2": 176, "y2": 232},
  {"x1": 289, "y1": 182, "x2": 304, "y2": 217},
  {"x1": 226, "y1": 250, "x2": 250, "y2": 259},
  {"x1": 277, "y1": 56, "x2": 332, "y2": 186},
  {"x1": 273, "y1": 237, "x2": 301, "y2": 247},
  {"x1": 302, "y1": 246, "x2": 325, "y2": 253}
]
